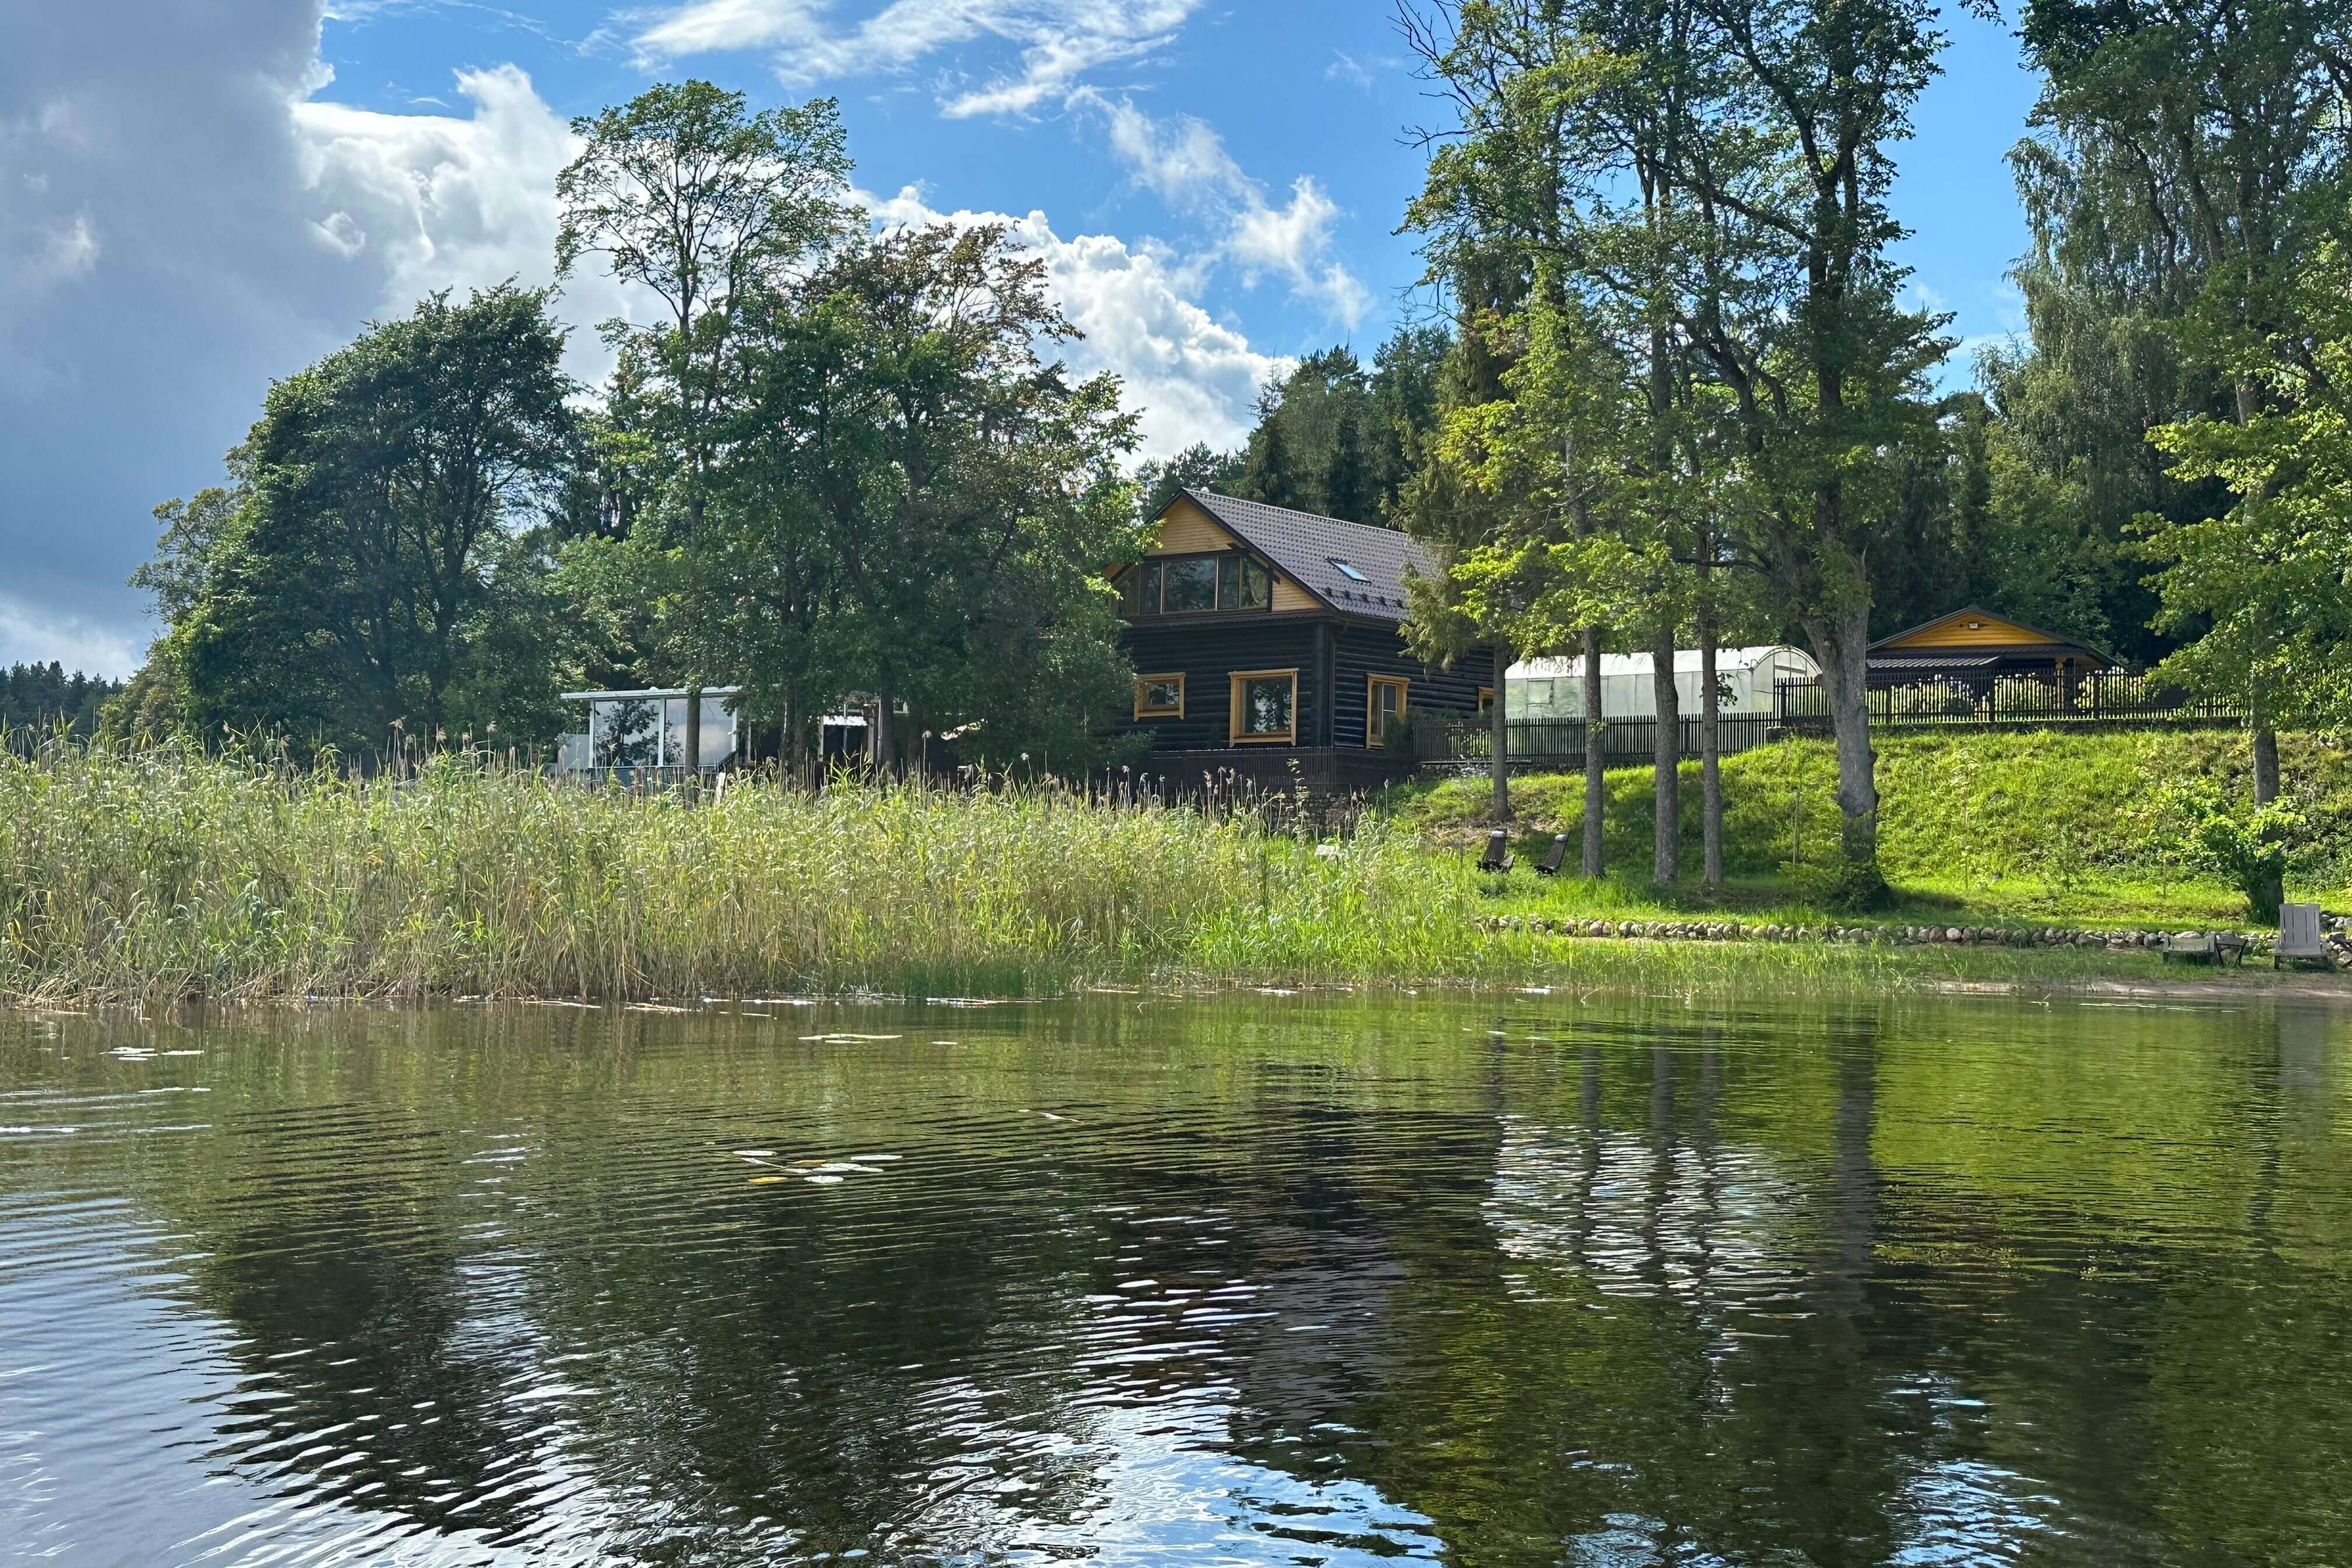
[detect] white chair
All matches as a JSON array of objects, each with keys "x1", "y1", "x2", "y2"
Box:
[{"x1": 2275, "y1": 904, "x2": 2334, "y2": 969}]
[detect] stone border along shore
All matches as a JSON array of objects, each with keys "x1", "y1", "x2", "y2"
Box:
[{"x1": 1473, "y1": 911, "x2": 2352, "y2": 960}]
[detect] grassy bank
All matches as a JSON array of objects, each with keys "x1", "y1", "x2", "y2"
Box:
[
  {"x1": 0, "y1": 744, "x2": 2298, "y2": 1005},
  {"x1": 1387, "y1": 729, "x2": 2352, "y2": 929}
]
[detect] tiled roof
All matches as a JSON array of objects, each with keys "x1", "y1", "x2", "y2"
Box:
[{"x1": 1178, "y1": 489, "x2": 1431, "y2": 621}]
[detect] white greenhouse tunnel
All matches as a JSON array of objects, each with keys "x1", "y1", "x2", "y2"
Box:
[{"x1": 1504, "y1": 645, "x2": 1821, "y2": 722}]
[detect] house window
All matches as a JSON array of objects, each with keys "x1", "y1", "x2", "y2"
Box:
[
  {"x1": 1476, "y1": 687, "x2": 1495, "y2": 715},
  {"x1": 1133, "y1": 674, "x2": 1185, "y2": 719},
  {"x1": 1114, "y1": 554, "x2": 1276, "y2": 615},
  {"x1": 1161, "y1": 556, "x2": 1219, "y2": 613},
  {"x1": 1236, "y1": 558, "x2": 1272, "y2": 608},
  {"x1": 1329, "y1": 558, "x2": 1368, "y2": 582},
  {"x1": 1229, "y1": 669, "x2": 1297, "y2": 744},
  {"x1": 1367, "y1": 676, "x2": 1409, "y2": 746}
]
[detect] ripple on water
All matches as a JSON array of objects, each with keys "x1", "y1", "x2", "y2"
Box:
[{"x1": 0, "y1": 995, "x2": 2348, "y2": 1564}]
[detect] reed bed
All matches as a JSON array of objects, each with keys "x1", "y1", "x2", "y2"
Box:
[{"x1": 0, "y1": 745, "x2": 2185, "y2": 1005}]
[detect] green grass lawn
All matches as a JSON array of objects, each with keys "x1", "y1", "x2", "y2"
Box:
[{"x1": 1385, "y1": 728, "x2": 2352, "y2": 932}]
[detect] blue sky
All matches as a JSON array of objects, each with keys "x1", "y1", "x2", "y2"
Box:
[{"x1": 0, "y1": 0, "x2": 2041, "y2": 676}]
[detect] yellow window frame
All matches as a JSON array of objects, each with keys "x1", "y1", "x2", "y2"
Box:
[
  {"x1": 1367, "y1": 675, "x2": 1409, "y2": 746},
  {"x1": 1133, "y1": 672, "x2": 1185, "y2": 720},
  {"x1": 1228, "y1": 668, "x2": 1299, "y2": 744}
]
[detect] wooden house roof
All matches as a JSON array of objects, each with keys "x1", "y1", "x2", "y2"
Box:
[{"x1": 1171, "y1": 490, "x2": 1433, "y2": 622}]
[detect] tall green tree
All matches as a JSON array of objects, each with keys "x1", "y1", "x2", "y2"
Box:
[
  {"x1": 707, "y1": 223, "x2": 1145, "y2": 767},
  {"x1": 1405, "y1": 0, "x2": 1954, "y2": 900},
  {"x1": 1405, "y1": 286, "x2": 1649, "y2": 845},
  {"x1": 556, "y1": 81, "x2": 852, "y2": 537},
  {"x1": 556, "y1": 80, "x2": 853, "y2": 766},
  {"x1": 2014, "y1": 0, "x2": 2351, "y2": 800},
  {"x1": 2135, "y1": 233, "x2": 2352, "y2": 908},
  {"x1": 148, "y1": 286, "x2": 577, "y2": 755}
]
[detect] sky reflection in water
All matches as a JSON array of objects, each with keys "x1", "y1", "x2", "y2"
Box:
[{"x1": 1, "y1": 992, "x2": 2346, "y2": 1564}]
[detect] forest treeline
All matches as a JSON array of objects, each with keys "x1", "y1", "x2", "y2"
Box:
[{"x1": 0, "y1": 663, "x2": 122, "y2": 741}]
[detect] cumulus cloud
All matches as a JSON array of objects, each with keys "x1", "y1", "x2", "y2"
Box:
[
  {"x1": 630, "y1": 0, "x2": 1198, "y2": 119},
  {"x1": 862, "y1": 184, "x2": 1288, "y2": 457},
  {"x1": 0, "y1": 1, "x2": 636, "y2": 674},
  {"x1": 292, "y1": 65, "x2": 645, "y2": 378},
  {"x1": 1080, "y1": 92, "x2": 1369, "y2": 326},
  {"x1": 0, "y1": 599, "x2": 145, "y2": 679}
]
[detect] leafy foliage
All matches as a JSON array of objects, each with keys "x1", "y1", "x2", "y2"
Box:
[
  {"x1": 127, "y1": 286, "x2": 579, "y2": 757},
  {"x1": 1135, "y1": 329, "x2": 1454, "y2": 527}
]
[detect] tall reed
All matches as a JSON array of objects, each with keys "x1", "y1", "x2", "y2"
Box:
[{"x1": 0, "y1": 744, "x2": 2162, "y2": 1005}]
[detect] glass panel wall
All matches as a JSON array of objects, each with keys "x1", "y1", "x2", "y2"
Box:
[{"x1": 592, "y1": 698, "x2": 661, "y2": 767}]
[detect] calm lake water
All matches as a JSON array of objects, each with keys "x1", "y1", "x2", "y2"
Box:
[{"x1": 2, "y1": 991, "x2": 2348, "y2": 1566}]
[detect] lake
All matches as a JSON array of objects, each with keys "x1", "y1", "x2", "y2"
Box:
[{"x1": 2, "y1": 991, "x2": 2347, "y2": 1565}]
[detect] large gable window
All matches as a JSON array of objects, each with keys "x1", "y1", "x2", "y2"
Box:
[
  {"x1": 1116, "y1": 554, "x2": 1273, "y2": 615},
  {"x1": 1229, "y1": 669, "x2": 1297, "y2": 744}
]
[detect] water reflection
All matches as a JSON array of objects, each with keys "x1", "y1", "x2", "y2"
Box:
[{"x1": 1, "y1": 994, "x2": 2347, "y2": 1564}]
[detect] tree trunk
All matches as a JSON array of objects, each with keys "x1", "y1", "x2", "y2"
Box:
[
  {"x1": 684, "y1": 685, "x2": 702, "y2": 772},
  {"x1": 1581, "y1": 626, "x2": 1605, "y2": 878},
  {"x1": 1651, "y1": 621, "x2": 1680, "y2": 886},
  {"x1": 872, "y1": 694, "x2": 892, "y2": 776},
  {"x1": 1698, "y1": 590, "x2": 1723, "y2": 891},
  {"x1": 2252, "y1": 724, "x2": 2284, "y2": 919},
  {"x1": 1489, "y1": 660, "x2": 1512, "y2": 824},
  {"x1": 1802, "y1": 604, "x2": 1883, "y2": 900}
]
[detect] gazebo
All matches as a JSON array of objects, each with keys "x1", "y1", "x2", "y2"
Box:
[{"x1": 1867, "y1": 607, "x2": 2113, "y2": 697}]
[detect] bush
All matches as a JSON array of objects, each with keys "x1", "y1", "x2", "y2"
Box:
[{"x1": 2161, "y1": 780, "x2": 2300, "y2": 923}]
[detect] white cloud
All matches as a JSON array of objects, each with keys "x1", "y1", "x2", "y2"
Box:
[
  {"x1": 0, "y1": 4, "x2": 648, "y2": 675},
  {"x1": 0, "y1": 595, "x2": 144, "y2": 679},
  {"x1": 1325, "y1": 51, "x2": 1373, "y2": 90},
  {"x1": 629, "y1": 0, "x2": 1199, "y2": 120},
  {"x1": 1080, "y1": 92, "x2": 1369, "y2": 326},
  {"x1": 862, "y1": 184, "x2": 1289, "y2": 457},
  {"x1": 5, "y1": 210, "x2": 102, "y2": 290},
  {"x1": 290, "y1": 65, "x2": 644, "y2": 375}
]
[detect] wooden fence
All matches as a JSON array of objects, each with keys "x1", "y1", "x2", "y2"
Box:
[
  {"x1": 1415, "y1": 714, "x2": 1782, "y2": 772},
  {"x1": 1772, "y1": 671, "x2": 2244, "y2": 730},
  {"x1": 1415, "y1": 670, "x2": 2248, "y2": 772}
]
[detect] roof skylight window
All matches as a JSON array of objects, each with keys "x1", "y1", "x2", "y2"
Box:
[{"x1": 1329, "y1": 558, "x2": 1368, "y2": 582}]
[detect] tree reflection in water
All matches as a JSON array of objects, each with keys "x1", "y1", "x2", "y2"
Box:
[{"x1": 0, "y1": 993, "x2": 2346, "y2": 1564}]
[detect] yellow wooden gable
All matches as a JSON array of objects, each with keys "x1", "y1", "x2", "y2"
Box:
[
  {"x1": 1147, "y1": 494, "x2": 1238, "y2": 555},
  {"x1": 1135, "y1": 495, "x2": 1321, "y2": 612},
  {"x1": 1877, "y1": 608, "x2": 2056, "y2": 650}
]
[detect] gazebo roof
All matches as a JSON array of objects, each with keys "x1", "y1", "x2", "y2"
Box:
[{"x1": 1868, "y1": 606, "x2": 2112, "y2": 665}]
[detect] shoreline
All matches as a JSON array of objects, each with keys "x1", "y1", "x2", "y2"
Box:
[{"x1": 6, "y1": 946, "x2": 2344, "y2": 1016}]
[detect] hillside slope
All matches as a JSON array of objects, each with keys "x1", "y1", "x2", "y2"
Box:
[{"x1": 1388, "y1": 729, "x2": 2352, "y2": 896}]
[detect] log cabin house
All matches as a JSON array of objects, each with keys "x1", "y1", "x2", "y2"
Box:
[{"x1": 1107, "y1": 489, "x2": 1495, "y2": 793}]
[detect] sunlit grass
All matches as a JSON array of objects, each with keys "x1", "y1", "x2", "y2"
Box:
[{"x1": 1387, "y1": 731, "x2": 2352, "y2": 928}]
